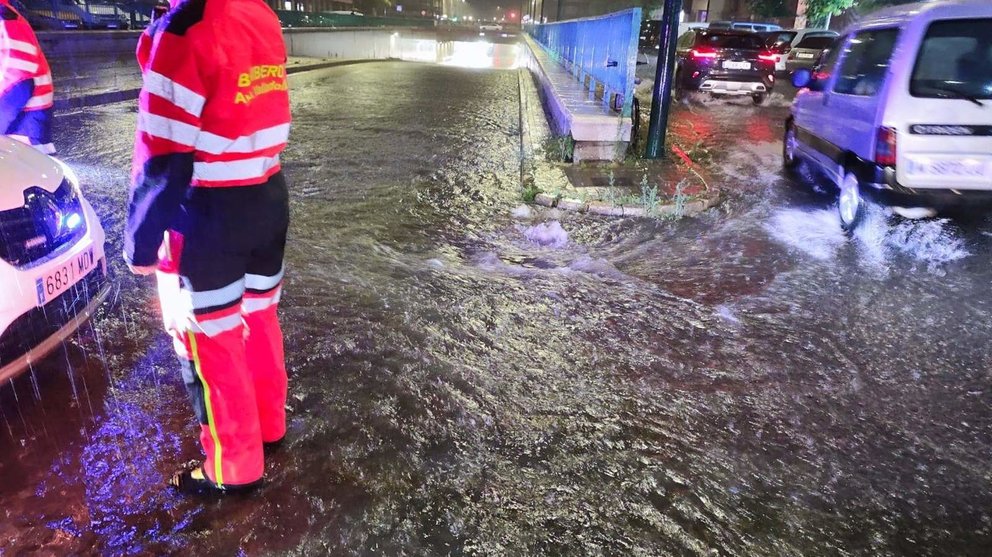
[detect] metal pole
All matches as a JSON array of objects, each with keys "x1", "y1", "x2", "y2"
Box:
[
  {"x1": 539, "y1": 0, "x2": 544, "y2": 23},
  {"x1": 645, "y1": 0, "x2": 682, "y2": 159},
  {"x1": 556, "y1": 0, "x2": 563, "y2": 21}
]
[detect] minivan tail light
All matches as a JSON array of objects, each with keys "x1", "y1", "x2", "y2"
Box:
[
  {"x1": 690, "y1": 47, "x2": 718, "y2": 59},
  {"x1": 876, "y1": 126, "x2": 898, "y2": 167}
]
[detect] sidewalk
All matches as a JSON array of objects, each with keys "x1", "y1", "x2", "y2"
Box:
[
  {"x1": 519, "y1": 68, "x2": 720, "y2": 219},
  {"x1": 53, "y1": 56, "x2": 372, "y2": 111}
]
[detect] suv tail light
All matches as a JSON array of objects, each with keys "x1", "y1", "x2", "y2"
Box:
[
  {"x1": 876, "y1": 126, "x2": 898, "y2": 167},
  {"x1": 690, "y1": 47, "x2": 718, "y2": 59},
  {"x1": 758, "y1": 52, "x2": 778, "y2": 63}
]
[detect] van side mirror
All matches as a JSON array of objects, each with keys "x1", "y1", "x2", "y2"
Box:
[{"x1": 792, "y1": 69, "x2": 813, "y2": 89}]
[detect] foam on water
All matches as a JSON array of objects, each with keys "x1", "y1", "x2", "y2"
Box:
[
  {"x1": 523, "y1": 221, "x2": 569, "y2": 248},
  {"x1": 511, "y1": 205, "x2": 532, "y2": 219}
]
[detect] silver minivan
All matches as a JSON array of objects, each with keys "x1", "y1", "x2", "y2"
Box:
[{"x1": 786, "y1": 0, "x2": 992, "y2": 229}]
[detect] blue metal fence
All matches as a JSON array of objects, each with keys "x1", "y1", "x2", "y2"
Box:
[{"x1": 526, "y1": 8, "x2": 641, "y2": 116}]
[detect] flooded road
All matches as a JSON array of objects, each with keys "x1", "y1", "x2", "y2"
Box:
[{"x1": 3, "y1": 59, "x2": 992, "y2": 555}]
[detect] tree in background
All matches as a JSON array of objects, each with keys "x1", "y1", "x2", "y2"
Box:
[
  {"x1": 804, "y1": 0, "x2": 855, "y2": 26},
  {"x1": 804, "y1": 0, "x2": 916, "y2": 27}
]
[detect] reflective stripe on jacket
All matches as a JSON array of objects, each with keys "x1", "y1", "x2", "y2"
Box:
[{"x1": 1, "y1": 0, "x2": 53, "y2": 143}]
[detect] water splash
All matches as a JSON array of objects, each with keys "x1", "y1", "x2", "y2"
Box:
[
  {"x1": 765, "y1": 207, "x2": 847, "y2": 261},
  {"x1": 511, "y1": 205, "x2": 532, "y2": 219},
  {"x1": 766, "y1": 204, "x2": 970, "y2": 272},
  {"x1": 522, "y1": 221, "x2": 569, "y2": 248}
]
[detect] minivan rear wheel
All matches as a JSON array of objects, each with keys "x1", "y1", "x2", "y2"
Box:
[{"x1": 838, "y1": 171, "x2": 864, "y2": 231}]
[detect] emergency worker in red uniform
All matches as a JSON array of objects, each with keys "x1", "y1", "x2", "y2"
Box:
[
  {"x1": 125, "y1": 0, "x2": 291, "y2": 494},
  {"x1": 0, "y1": 0, "x2": 55, "y2": 154}
]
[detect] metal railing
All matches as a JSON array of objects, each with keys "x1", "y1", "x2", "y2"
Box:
[
  {"x1": 275, "y1": 11, "x2": 435, "y2": 29},
  {"x1": 526, "y1": 8, "x2": 641, "y2": 116}
]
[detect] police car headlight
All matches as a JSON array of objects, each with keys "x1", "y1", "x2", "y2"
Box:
[{"x1": 52, "y1": 157, "x2": 82, "y2": 195}]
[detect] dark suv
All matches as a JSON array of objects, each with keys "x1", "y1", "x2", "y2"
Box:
[{"x1": 675, "y1": 30, "x2": 776, "y2": 104}]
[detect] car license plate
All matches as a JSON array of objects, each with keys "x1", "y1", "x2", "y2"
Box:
[
  {"x1": 723, "y1": 61, "x2": 751, "y2": 70},
  {"x1": 906, "y1": 157, "x2": 991, "y2": 179},
  {"x1": 797, "y1": 53, "x2": 816, "y2": 59},
  {"x1": 35, "y1": 248, "x2": 96, "y2": 306}
]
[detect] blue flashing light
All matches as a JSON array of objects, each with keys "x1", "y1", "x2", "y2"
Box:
[{"x1": 65, "y1": 212, "x2": 83, "y2": 230}]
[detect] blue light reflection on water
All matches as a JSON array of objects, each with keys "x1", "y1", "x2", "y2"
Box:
[{"x1": 30, "y1": 336, "x2": 200, "y2": 554}]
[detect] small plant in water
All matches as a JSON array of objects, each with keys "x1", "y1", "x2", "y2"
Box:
[
  {"x1": 639, "y1": 174, "x2": 660, "y2": 217},
  {"x1": 670, "y1": 179, "x2": 690, "y2": 219},
  {"x1": 521, "y1": 182, "x2": 540, "y2": 203},
  {"x1": 543, "y1": 135, "x2": 575, "y2": 163},
  {"x1": 604, "y1": 170, "x2": 620, "y2": 207}
]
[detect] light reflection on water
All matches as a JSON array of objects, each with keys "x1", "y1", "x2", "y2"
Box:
[{"x1": 390, "y1": 38, "x2": 522, "y2": 70}]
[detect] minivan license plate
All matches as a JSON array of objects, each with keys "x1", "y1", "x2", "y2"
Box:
[
  {"x1": 724, "y1": 61, "x2": 751, "y2": 70},
  {"x1": 907, "y1": 158, "x2": 990, "y2": 180},
  {"x1": 35, "y1": 248, "x2": 95, "y2": 306}
]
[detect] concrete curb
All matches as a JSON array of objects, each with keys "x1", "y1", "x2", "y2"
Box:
[
  {"x1": 518, "y1": 70, "x2": 537, "y2": 195},
  {"x1": 54, "y1": 59, "x2": 380, "y2": 111},
  {"x1": 533, "y1": 191, "x2": 721, "y2": 218}
]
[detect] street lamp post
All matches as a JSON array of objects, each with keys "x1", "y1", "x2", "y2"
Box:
[{"x1": 645, "y1": 0, "x2": 683, "y2": 159}]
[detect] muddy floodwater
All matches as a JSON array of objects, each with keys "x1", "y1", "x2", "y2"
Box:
[{"x1": 3, "y1": 59, "x2": 992, "y2": 555}]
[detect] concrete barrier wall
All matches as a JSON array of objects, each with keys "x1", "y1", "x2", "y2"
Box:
[
  {"x1": 37, "y1": 27, "x2": 442, "y2": 106},
  {"x1": 37, "y1": 30, "x2": 143, "y2": 101}
]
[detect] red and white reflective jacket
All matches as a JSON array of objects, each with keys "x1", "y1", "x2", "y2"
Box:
[
  {"x1": 125, "y1": 0, "x2": 291, "y2": 266},
  {"x1": 0, "y1": 0, "x2": 54, "y2": 152}
]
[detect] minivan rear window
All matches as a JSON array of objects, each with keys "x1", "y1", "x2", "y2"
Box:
[
  {"x1": 911, "y1": 18, "x2": 992, "y2": 101},
  {"x1": 696, "y1": 33, "x2": 765, "y2": 50}
]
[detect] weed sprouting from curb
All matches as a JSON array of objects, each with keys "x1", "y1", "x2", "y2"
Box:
[
  {"x1": 522, "y1": 182, "x2": 541, "y2": 203},
  {"x1": 670, "y1": 179, "x2": 689, "y2": 220},
  {"x1": 605, "y1": 170, "x2": 621, "y2": 207},
  {"x1": 639, "y1": 174, "x2": 659, "y2": 217},
  {"x1": 543, "y1": 135, "x2": 575, "y2": 163}
]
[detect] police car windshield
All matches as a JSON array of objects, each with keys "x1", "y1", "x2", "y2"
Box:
[{"x1": 912, "y1": 18, "x2": 992, "y2": 101}]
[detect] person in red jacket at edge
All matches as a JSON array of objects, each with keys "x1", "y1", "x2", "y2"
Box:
[
  {"x1": 1, "y1": 0, "x2": 56, "y2": 154},
  {"x1": 125, "y1": 0, "x2": 291, "y2": 494}
]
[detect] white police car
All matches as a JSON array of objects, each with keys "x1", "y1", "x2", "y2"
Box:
[
  {"x1": 0, "y1": 136, "x2": 109, "y2": 382},
  {"x1": 785, "y1": 0, "x2": 992, "y2": 229}
]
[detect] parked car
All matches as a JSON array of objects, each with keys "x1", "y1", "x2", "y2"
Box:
[
  {"x1": 709, "y1": 20, "x2": 782, "y2": 33},
  {"x1": 0, "y1": 137, "x2": 109, "y2": 383},
  {"x1": 760, "y1": 28, "x2": 838, "y2": 72},
  {"x1": 675, "y1": 29, "x2": 777, "y2": 104},
  {"x1": 785, "y1": 0, "x2": 992, "y2": 229},
  {"x1": 19, "y1": 0, "x2": 128, "y2": 30},
  {"x1": 785, "y1": 34, "x2": 838, "y2": 73},
  {"x1": 10, "y1": 0, "x2": 82, "y2": 29}
]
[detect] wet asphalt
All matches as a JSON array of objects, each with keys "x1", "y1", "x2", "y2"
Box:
[{"x1": 2, "y1": 57, "x2": 992, "y2": 556}]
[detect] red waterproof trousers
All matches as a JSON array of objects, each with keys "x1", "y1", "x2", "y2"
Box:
[{"x1": 156, "y1": 173, "x2": 289, "y2": 487}]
